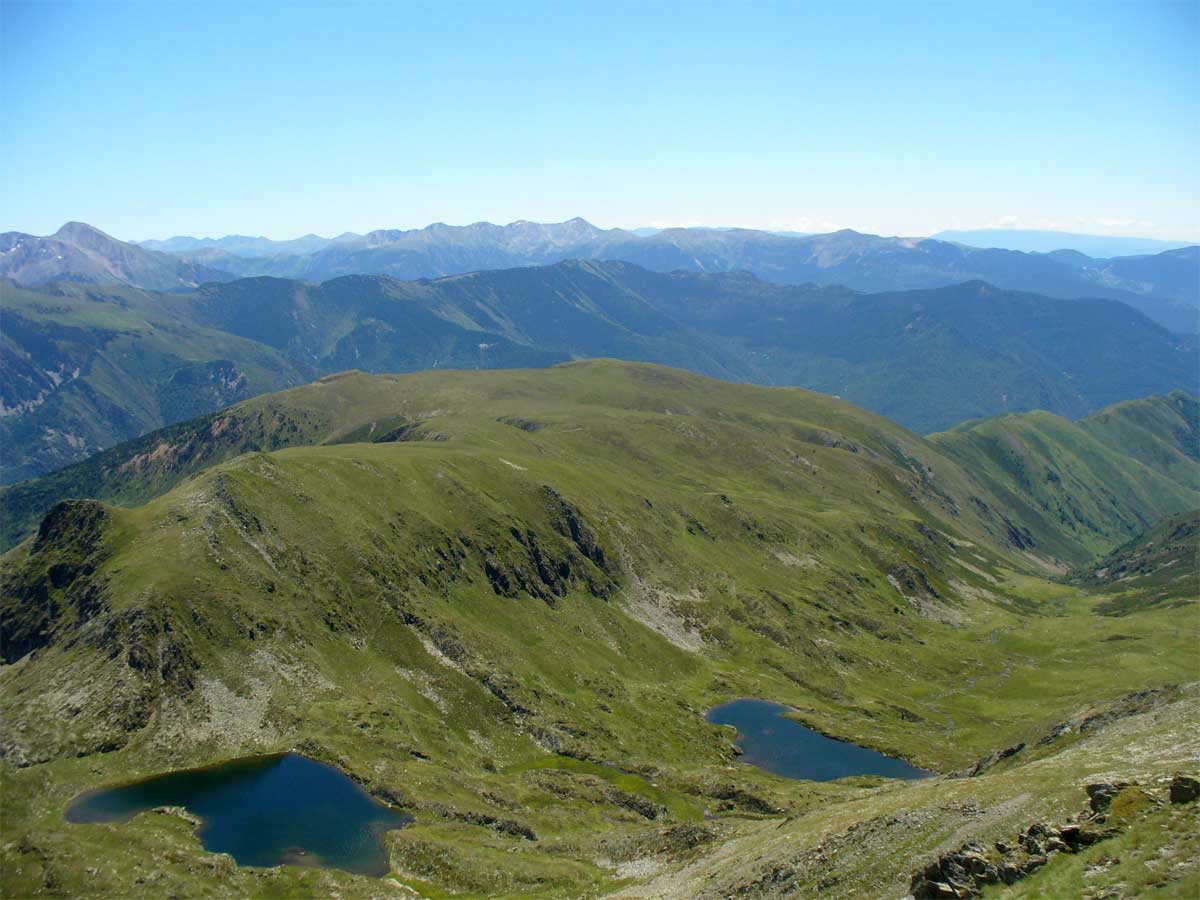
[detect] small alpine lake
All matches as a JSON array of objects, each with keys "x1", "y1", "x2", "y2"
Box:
[
  {"x1": 65, "y1": 752, "x2": 411, "y2": 877},
  {"x1": 707, "y1": 698, "x2": 932, "y2": 782}
]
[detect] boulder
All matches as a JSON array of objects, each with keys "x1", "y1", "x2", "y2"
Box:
[
  {"x1": 1076, "y1": 826, "x2": 1120, "y2": 846},
  {"x1": 998, "y1": 862, "x2": 1022, "y2": 885},
  {"x1": 1085, "y1": 782, "x2": 1129, "y2": 813},
  {"x1": 1169, "y1": 774, "x2": 1199, "y2": 804},
  {"x1": 1019, "y1": 854, "x2": 1048, "y2": 876},
  {"x1": 959, "y1": 851, "x2": 998, "y2": 882},
  {"x1": 912, "y1": 879, "x2": 972, "y2": 899},
  {"x1": 911, "y1": 847, "x2": 997, "y2": 898}
]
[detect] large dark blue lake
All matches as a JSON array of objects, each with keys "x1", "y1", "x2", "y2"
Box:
[
  {"x1": 65, "y1": 753, "x2": 411, "y2": 877},
  {"x1": 708, "y1": 699, "x2": 931, "y2": 782}
]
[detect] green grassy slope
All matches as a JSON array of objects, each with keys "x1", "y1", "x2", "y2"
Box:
[
  {"x1": 2, "y1": 361, "x2": 1198, "y2": 899},
  {"x1": 5, "y1": 365, "x2": 1196, "y2": 561},
  {"x1": 0, "y1": 372, "x2": 381, "y2": 550},
  {"x1": 929, "y1": 406, "x2": 1200, "y2": 560},
  {"x1": 1, "y1": 280, "x2": 306, "y2": 482},
  {"x1": 1078, "y1": 389, "x2": 1199, "y2": 490},
  {"x1": 1068, "y1": 509, "x2": 1199, "y2": 616}
]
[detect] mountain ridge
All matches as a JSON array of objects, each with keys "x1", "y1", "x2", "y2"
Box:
[
  {"x1": 6, "y1": 219, "x2": 1196, "y2": 332},
  {"x1": 4, "y1": 261, "x2": 1195, "y2": 481},
  {"x1": 3, "y1": 362, "x2": 1196, "y2": 557},
  {"x1": 0, "y1": 222, "x2": 235, "y2": 292}
]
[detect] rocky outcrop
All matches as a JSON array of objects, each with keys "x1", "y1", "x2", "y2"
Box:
[
  {"x1": 957, "y1": 742, "x2": 1025, "y2": 777},
  {"x1": 1085, "y1": 781, "x2": 1130, "y2": 813},
  {"x1": 543, "y1": 485, "x2": 611, "y2": 575},
  {"x1": 424, "y1": 802, "x2": 538, "y2": 840},
  {"x1": 1037, "y1": 686, "x2": 1179, "y2": 749},
  {"x1": 478, "y1": 488, "x2": 617, "y2": 605},
  {"x1": 910, "y1": 783, "x2": 1149, "y2": 899}
]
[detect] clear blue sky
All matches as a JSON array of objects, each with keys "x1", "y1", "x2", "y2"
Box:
[{"x1": 2, "y1": 0, "x2": 1197, "y2": 241}]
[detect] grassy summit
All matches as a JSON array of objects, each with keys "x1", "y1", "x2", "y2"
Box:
[
  {"x1": 4, "y1": 364, "x2": 1196, "y2": 555},
  {"x1": 2, "y1": 361, "x2": 1197, "y2": 898}
]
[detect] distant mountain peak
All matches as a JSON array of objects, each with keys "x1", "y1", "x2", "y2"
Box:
[
  {"x1": 0, "y1": 222, "x2": 237, "y2": 291},
  {"x1": 54, "y1": 221, "x2": 115, "y2": 242}
]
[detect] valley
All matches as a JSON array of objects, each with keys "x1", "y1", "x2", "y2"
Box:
[{"x1": 2, "y1": 362, "x2": 1196, "y2": 898}]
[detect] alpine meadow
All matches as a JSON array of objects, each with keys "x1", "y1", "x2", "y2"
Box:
[{"x1": 1, "y1": 3, "x2": 1198, "y2": 900}]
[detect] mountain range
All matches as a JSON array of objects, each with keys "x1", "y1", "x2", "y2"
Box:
[
  {"x1": 146, "y1": 224, "x2": 1197, "y2": 265},
  {"x1": 4, "y1": 261, "x2": 1195, "y2": 482},
  {"x1": 4, "y1": 220, "x2": 1196, "y2": 333},
  {"x1": 932, "y1": 228, "x2": 1195, "y2": 258}
]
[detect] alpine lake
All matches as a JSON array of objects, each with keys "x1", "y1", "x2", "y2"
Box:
[{"x1": 66, "y1": 752, "x2": 411, "y2": 877}]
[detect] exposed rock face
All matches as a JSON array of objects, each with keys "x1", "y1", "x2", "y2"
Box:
[
  {"x1": 0, "y1": 498, "x2": 208, "y2": 764},
  {"x1": 151, "y1": 805, "x2": 203, "y2": 827},
  {"x1": 476, "y1": 486, "x2": 617, "y2": 605},
  {"x1": 543, "y1": 485, "x2": 611, "y2": 575},
  {"x1": 1, "y1": 500, "x2": 112, "y2": 663}
]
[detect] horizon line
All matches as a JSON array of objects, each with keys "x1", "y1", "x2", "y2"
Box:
[{"x1": 12, "y1": 218, "x2": 1199, "y2": 247}]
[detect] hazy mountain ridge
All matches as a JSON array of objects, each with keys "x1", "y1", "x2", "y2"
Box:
[
  {"x1": 0, "y1": 223, "x2": 235, "y2": 292},
  {"x1": 934, "y1": 228, "x2": 1195, "y2": 257},
  {"x1": 136, "y1": 231, "x2": 360, "y2": 257},
  {"x1": 201, "y1": 222, "x2": 1199, "y2": 332},
  {"x1": 8, "y1": 219, "x2": 1197, "y2": 332},
  {"x1": 133, "y1": 261, "x2": 1200, "y2": 432},
  {"x1": 3, "y1": 261, "x2": 1194, "y2": 481}
]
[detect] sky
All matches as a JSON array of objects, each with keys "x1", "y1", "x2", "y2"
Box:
[{"x1": 2, "y1": 0, "x2": 1197, "y2": 242}]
